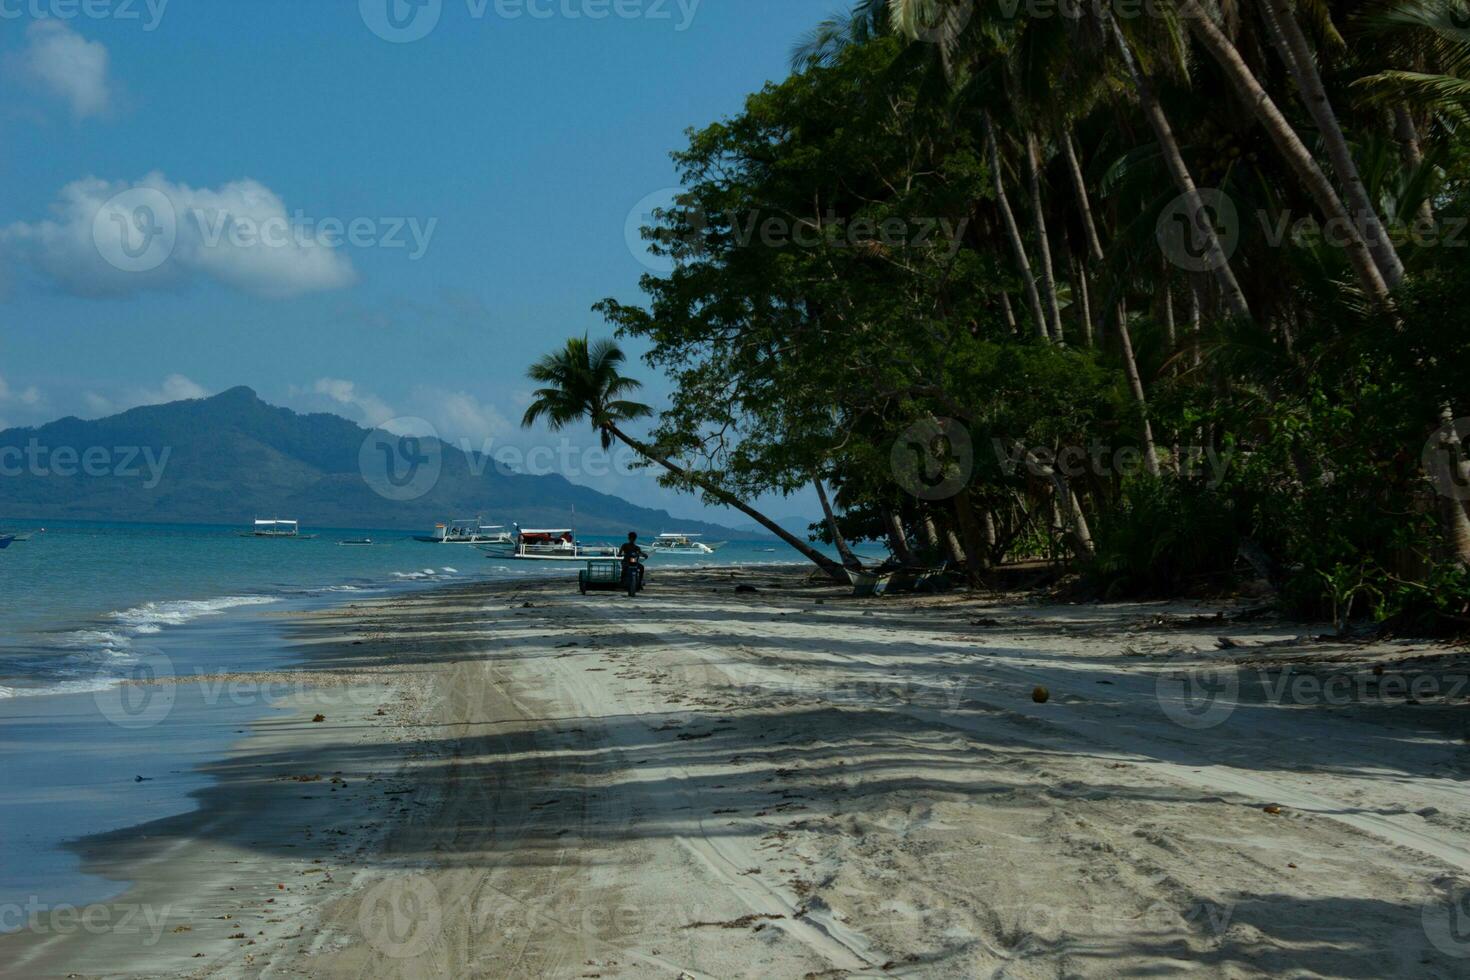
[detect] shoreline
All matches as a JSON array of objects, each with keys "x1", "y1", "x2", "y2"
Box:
[{"x1": 2, "y1": 566, "x2": 1468, "y2": 976}]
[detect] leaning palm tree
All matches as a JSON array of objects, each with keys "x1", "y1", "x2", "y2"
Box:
[{"x1": 522, "y1": 337, "x2": 849, "y2": 579}]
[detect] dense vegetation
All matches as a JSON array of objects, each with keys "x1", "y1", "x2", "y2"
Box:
[{"x1": 536, "y1": 0, "x2": 1470, "y2": 628}]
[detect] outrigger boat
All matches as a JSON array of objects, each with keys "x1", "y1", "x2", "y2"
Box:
[
  {"x1": 649, "y1": 532, "x2": 724, "y2": 555},
  {"x1": 240, "y1": 519, "x2": 316, "y2": 539},
  {"x1": 488, "y1": 528, "x2": 619, "y2": 562},
  {"x1": 414, "y1": 520, "x2": 514, "y2": 547},
  {"x1": 0, "y1": 534, "x2": 14, "y2": 550}
]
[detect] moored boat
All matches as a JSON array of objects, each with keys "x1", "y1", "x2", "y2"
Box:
[
  {"x1": 488, "y1": 528, "x2": 619, "y2": 562},
  {"x1": 239, "y1": 519, "x2": 316, "y2": 539},
  {"x1": 649, "y1": 532, "x2": 724, "y2": 555},
  {"x1": 414, "y1": 520, "x2": 515, "y2": 547}
]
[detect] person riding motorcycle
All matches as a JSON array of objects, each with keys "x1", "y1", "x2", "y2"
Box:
[{"x1": 618, "y1": 532, "x2": 648, "y2": 592}]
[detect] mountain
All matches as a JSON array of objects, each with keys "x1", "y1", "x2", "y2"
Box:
[{"x1": 0, "y1": 386, "x2": 751, "y2": 536}]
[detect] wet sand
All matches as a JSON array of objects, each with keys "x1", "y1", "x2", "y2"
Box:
[{"x1": 4, "y1": 568, "x2": 1469, "y2": 977}]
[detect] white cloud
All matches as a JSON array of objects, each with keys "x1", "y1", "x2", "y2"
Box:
[
  {"x1": 0, "y1": 375, "x2": 42, "y2": 407},
  {"x1": 14, "y1": 21, "x2": 112, "y2": 119},
  {"x1": 83, "y1": 374, "x2": 209, "y2": 416},
  {"x1": 414, "y1": 388, "x2": 513, "y2": 448},
  {"x1": 311, "y1": 378, "x2": 399, "y2": 430},
  {"x1": 1, "y1": 173, "x2": 358, "y2": 299}
]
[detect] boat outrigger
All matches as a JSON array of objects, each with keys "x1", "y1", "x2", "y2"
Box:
[
  {"x1": 488, "y1": 528, "x2": 619, "y2": 562},
  {"x1": 649, "y1": 532, "x2": 724, "y2": 555},
  {"x1": 415, "y1": 520, "x2": 514, "y2": 547},
  {"x1": 240, "y1": 519, "x2": 316, "y2": 539}
]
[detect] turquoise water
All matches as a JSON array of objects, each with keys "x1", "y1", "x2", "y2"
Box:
[
  {"x1": 0, "y1": 517, "x2": 831, "y2": 912},
  {"x1": 0, "y1": 519, "x2": 819, "y2": 699}
]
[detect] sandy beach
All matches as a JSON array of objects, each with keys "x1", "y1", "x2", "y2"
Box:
[{"x1": 4, "y1": 566, "x2": 1469, "y2": 978}]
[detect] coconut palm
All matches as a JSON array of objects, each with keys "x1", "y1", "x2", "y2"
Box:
[{"x1": 522, "y1": 337, "x2": 850, "y2": 579}]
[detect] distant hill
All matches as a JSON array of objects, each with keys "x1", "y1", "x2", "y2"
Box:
[{"x1": 0, "y1": 386, "x2": 752, "y2": 536}]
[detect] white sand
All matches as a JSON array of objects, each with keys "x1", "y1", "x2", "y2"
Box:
[{"x1": 5, "y1": 569, "x2": 1469, "y2": 977}]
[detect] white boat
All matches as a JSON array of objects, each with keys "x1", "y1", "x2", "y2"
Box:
[
  {"x1": 241, "y1": 519, "x2": 316, "y2": 539},
  {"x1": 488, "y1": 528, "x2": 619, "y2": 562},
  {"x1": 415, "y1": 520, "x2": 514, "y2": 547},
  {"x1": 649, "y1": 532, "x2": 724, "y2": 555}
]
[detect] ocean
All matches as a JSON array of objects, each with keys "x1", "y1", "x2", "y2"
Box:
[
  {"x1": 0, "y1": 518, "x2": 835, "y2": 914},
  {"x1": 0, "y1": 518, "x2": 821, "y2": 701}
]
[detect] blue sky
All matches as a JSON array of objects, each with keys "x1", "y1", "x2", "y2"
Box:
[{"x1": 0, "y1": 0, "x2": 836, "y2": 524}]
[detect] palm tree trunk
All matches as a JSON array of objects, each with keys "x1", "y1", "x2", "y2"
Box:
[
  {"x1": 999, "y1": 290, "x2": 1018, "y2": 334},
  {"x1": 606, "y1": 423, "x2": 848, "y2": 580},
  {"x1": 884, "y1": 509, "x2": 918, "y2": 565},
  {"x1": 1113, "y1": 304, "x2": 1163, "y2": 478},
  {"x1": 1025, "y1": 131, "x2": 1066, "y2": 342},
  {"x1": 1435, "y1": 409, "x2": 1470, "y2": 564},
  {"x1": 1392, "y1": 104, "x2": 1435, "y2": 224},
  {"x1": 1070, "y1": 251, "x2": 1094, "y2": 347},
  {"x1": 1177, "y1": 0, "x2": 1393, "y2": 306},
  {"x1": 1018, "y1": 442, "x2": 1098, "y2": 559},
  {"x1": 1257, "y1": 0, "x2": 1405, "y2": 287},
  {"x1": 1107, "y1": 13, "x2": 1254, "y2": 322},
  {"x1": 952, "y1": 492, "x2": 992, "y2": 580},
  {"x1": 814, "y1": 477, "x2": 863, "y2": 570},
  {"x1": 984, "y1": 113, "x2": 1049, "y2": 342},
  {"x1": 1063, "y1": 129, "x2": 1105, "y2": 263}
]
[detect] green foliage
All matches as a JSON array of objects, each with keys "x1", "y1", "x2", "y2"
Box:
[{"x1": 1087, "y1": 478, "x2": 1247, "y2": 597}]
